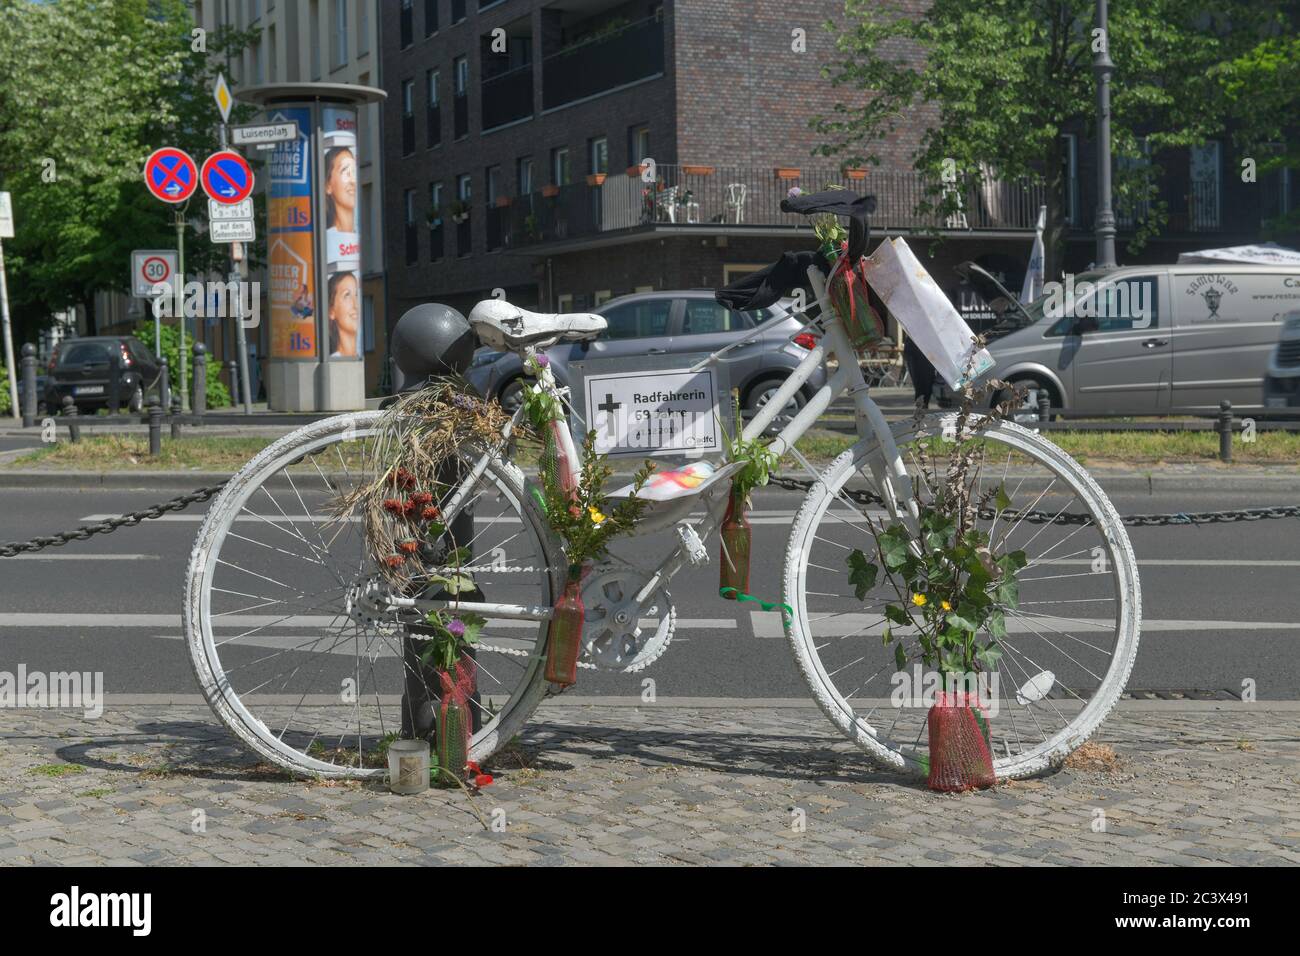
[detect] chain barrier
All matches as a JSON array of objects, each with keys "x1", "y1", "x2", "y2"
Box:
[
  {"x1": 768, "y1": 475, "x2": 1300, "y2": 528},
  {"x1": 0, "y1": 483, "x2": 228, "y2": 557},
  {"x1": 1, "y1": 472, "x2": 1297, "y2": 560}
]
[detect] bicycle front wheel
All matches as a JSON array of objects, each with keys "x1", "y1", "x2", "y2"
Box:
[
  {"x1": 184, "y1": 411, "x2": 563, "y2": 778},
  {"x1": 783, "y1": 417, "x2": 1140, "y2": 780}
]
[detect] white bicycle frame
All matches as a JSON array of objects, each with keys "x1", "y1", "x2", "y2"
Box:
[{"x1": 398, "y1": 264, "x2": 921, "y2": 624}]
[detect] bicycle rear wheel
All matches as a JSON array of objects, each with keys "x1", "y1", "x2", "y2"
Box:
[
  {"x1": 783, "y1": 417, "x2": 1140, "y2": 780},
  {"x1": 184, "y1": 411, "x2": 563, "y2": 778}
]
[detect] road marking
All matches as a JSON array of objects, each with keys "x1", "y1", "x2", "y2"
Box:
[
  {"x1": 0, "y1": 613, "x2": 736, "y2": 630},
  {"x1": 749, "y1": 612, "x2": 1300, "y2": 638},
  {"x1": 4, "y1": 553, "x2": 159, "y2": 561}
]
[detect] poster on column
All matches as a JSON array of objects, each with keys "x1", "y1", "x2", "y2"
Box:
[
  {"x1": 268, "y1": 107, "x2": 317, "y2": 360},
  {"x1": 322, "y1": 107, "x2": 361, "y2": 360}
]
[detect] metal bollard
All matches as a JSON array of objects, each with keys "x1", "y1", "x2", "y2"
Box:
[
  {"x1": 1218, "y1": 399, "x2": 1233, "y2": 462},
  {"x1": 108, "y1": 347, "x2": 121, "y2": 415},
  {"x1": 227, "y1": 359, "x2": 239, "y2": 404},
  {"x1": 61, "y1": 394, "x2": 80, "y2": 442},
  {"x1": 192, "y1": 342, "x2": 207, "y2": 417},
  {"x1": 20, "y1": 343, "x2": 37, "y2": 428},
  {"x1": 171, "y1": 391, "x2": 182, "y2": 440},
  {"x1": 148, "y1": 399, "x2": 163, "y2": 457},
  {"x1": 1037, "y1": 389, "x2": 1051, "y2": 422},
  {"x1": 159, "y1": 357, "x2": 171, "y2": 412}
]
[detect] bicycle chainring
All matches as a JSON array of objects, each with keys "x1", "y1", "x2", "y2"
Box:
[{"x1": 578, "y1": 565, "x2": 675, "y2": 672}]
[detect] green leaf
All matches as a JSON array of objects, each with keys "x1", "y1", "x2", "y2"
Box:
[
  {"x1": 987, "y1": 609, "x2": 1007, "y2": 640},
  {"x1": 894, "y1": 642, "x2": 907, "y2": 670},
  {"x1": 995, "y1": 576, "x2": 1019, "y2": 609},
  {"x1": 995, "y1": 484, "x2": 1012, "y2": 513},
  {"x1": 445, "y1": 573, "x2": 476, "y2": 595},
  {"x1": 976, "y1": 642, "x2": 1003, "y2": 671},
  {"x1": 847, "y1": 550, "x2": 879, "y2": 599},
  {"x1": 946, "y1": 612, "x2": 978, "y2": 633},
  {"x1": 882, "y1": 625, "x2": 893, "y2": 645},
  {"x1": 884, "y1": 604, "x2": 911, "y2": 627}
]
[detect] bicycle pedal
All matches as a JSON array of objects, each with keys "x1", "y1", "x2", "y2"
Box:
[{"x1": 676, "y1": 522, "x2": 708, "y2": 565}]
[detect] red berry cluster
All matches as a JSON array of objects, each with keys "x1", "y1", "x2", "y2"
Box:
[{"x1": 381, "y1": 468, "x2": 442, "y2": 568}]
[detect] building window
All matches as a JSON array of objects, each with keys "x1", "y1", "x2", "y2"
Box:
[
  {"x1": 454, "y1": 56, "x2": 469, "y2": 95},
  {"x1": 458, "y1": 174, "x2": 472, "y2": 202},
  {"x1": 251, "y1": 38, "x2": 263, "y2": 84},
  {"x1": 429, "y1": 182, "x2": 444, "y2": 261},
  {"x1": 357, "y1": 0, "x2": 369, "y2": 56},
  {"x1": 426, "y1": 69, "x2": 441, "y2": 148},
  {"x1": 424, "y1": 0, "x2": 437, "y2": 36},
  {"x1": 401, "y1": 79, "x2": 415, "y2": 155},
  {"x1": 551, "y1": 146, "x2": 570, "y2": 186},
  {"x1": 589, "y1": 136, "x2": 608, "y2": 175},
  {"x1": 628, "y1": 125, "x2": 650, "y2": 166},
  {"x1": 399, "y1": 0, "x2": 413, "y2": 49},
  {"x1": 485, "y1": 165, "x2": 501, "y2": 203},
  {"x1": 1189, "y1": 141, "x2": 1221, "y2": 231},
  {"x1": 404, "y1": 189, "x2": 418, "y2": 265},
  {"x1": 517, "y1": 156, "x2": 534, "y2": 195},
  {"x1": 330, "y1": 0, "x2": 348, "y2": 70},
  {"x1": 451, "y1": 0, "x2": 466, "y2": 24}
]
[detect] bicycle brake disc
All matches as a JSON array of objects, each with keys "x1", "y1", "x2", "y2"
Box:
[{"x1": 578, "y1": 564, "x2": 675, "y2": 673}]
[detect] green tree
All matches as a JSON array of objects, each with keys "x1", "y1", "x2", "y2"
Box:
[
  {"x1": 0, "y1": 0, "x2": 258, "y2": 340},
  {"x1": 132, "y1": 318, "x2": 231, "y2": 409},
  {"x1": 814, "y1": 0, "x2": 1289, "y2": 278}
]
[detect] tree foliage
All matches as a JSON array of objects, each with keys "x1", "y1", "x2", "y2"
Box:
[
  {"x1": 814, "y1": 0, "x2": 1296, "y2": 276},
  {"x1": 0, "y1": 0, "x2": 259, "y2": 339}
]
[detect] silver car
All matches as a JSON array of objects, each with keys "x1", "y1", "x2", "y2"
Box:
[
  {"x1": 961, "y1": 263, "x2": 1300, "y2": 415},
  {"x1": 466, "y1": 290, "x2": 827, "y2": 418}
]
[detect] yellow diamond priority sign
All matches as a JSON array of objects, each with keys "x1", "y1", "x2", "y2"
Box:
[{"x1": 213, "y1": 72, "x2": 233, "y2": 123}]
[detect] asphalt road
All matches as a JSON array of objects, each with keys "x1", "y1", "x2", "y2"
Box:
[{"x1": 1, "y1": 479, "x2": 1298, "y2": 700}]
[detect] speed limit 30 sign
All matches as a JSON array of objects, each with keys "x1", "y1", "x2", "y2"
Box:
[{"x1": 131, "y1": 249, "x2": 179, "y2": 297}]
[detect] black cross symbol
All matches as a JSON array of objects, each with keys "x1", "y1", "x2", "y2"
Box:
[{"x1": 597, "y1": 392, "x2": 622, "y2": 436}]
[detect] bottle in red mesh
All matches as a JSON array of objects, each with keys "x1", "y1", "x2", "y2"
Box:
[
  {"x1": 435, "y1": 657, "x2": 476, "y2": 785},
  {"x1": 926, "y1": 689, "x2": 996, "y2": 792},
  {"x1": 827, "y1": 250, "x2": 885, "y2": 354},
  {"x1": 544, "y1": 563, "x2": 587, "y2": 685},
  {"x1": 718, "y1": 483, "x2": 751, "y2": 598}
]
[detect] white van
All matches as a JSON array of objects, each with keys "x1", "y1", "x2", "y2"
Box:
[
  {"x1": 1263, "y1": 310, "x2": 1300, "y2": 410},
  {"x1": 963, "y1": 264, "x2": 1300, "y2": 414}
]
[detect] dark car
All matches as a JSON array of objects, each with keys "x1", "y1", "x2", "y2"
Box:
[
  {"x1": 45, "y1": 336, "x2": 161, "y2": 413},
  {"x1": 465, "y1": 290, "x2": 828, "y2": 421}
]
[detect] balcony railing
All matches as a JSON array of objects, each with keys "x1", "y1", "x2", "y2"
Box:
[
  {"x1": 482, "y1": 64, "x2": 533, "y2": 131},
  {"x1": 453, "y1": 92, "x2": 468, "y2": 139},
  {"x1": 500, "y1": 166, "x2": 1050, "y2": 248},
  {"x1": 404, "y1": 223, "x2": 418, "y2": 265},
  {"x1": 456, "y1": 218, "x2": 472, "y2": 256},
  {"x1": 486, "y1": 204, "x2": 505, "y2": 251},
  {"x1": 542, "y1": 14, "x2": 665, "y2": 111}
]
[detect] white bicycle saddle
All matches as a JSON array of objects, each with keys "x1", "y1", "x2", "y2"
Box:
[{"x1": 468, "y1": 299, "x2": 606, "y2": 350}]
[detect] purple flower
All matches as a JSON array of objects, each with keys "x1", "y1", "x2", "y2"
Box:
[
  {"x1": 787, "y1": 186, "x2": 803, "y2": 199},
  {"x1": 447, "y1": 618, "x2": 466, "y2": 638},
  {"x1": 534, "y1": 353, "x2": 550, "y2": 368},
  {"x1": 452, "y1": 392, "x2": 477, "y2": 410}
]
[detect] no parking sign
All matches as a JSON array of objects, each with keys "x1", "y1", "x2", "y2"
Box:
[{"x1": 200, "y1": 150, "x2": 255, "y2": 204}]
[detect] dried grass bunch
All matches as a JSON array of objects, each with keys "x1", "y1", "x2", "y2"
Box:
[{"x1": 332, "y1": 379, "x2": 522, "y2": 587}]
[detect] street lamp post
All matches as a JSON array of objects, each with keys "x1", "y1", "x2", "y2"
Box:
[{"x1": 1093, "y1": 0, "x2": 1118, "y2": 270}]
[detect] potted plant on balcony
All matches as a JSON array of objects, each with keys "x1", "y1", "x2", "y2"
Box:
[
  {"x1": 775, "y1": 166, "x2": 801, "y2": 180},
  {"x1": 542, "y1": 183, "x2": 561, "y2": 198},
  {"x1": 844, "y1": 168, "x2": 869, "y2": 180},
  {"x1": 494, "y1": 195, "x2": 512, "y2": 208},
  {"x1": 585, "y1": 172, "x2": 607, "y2": 187},
  {"x1": 426, "y1": 206, "x2": 443, "y2": 229},
  {"x1": 523, "y1": 213, "x2": 541, "y2": 241},
  {"x1": 682, "y1": 164, "x2": 715, "y2": 176},
  {"x1": 450, "y1": 200, "x2": 471, "y2": 224},
  {"x1": 626, "y1": 163, "x2": 646, "y2": 177}
]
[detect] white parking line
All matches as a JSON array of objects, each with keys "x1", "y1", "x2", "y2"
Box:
[
  {"x1": 4, "y1": 553, "x2": 159, "y2": 560},
  {"x1": 748, "y1": 612, "x2": 1300, "y2": 638},
  {"x1": 0, "y1": 613, "x2": 737, "y2": 630}
]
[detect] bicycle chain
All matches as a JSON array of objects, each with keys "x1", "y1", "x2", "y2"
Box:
[
  {"x1": 0, "y1": 483, "x2": 229, "y2": 557},
  {"x1": 768, "y1": 475, "x2": 1300, "y2": 527}
]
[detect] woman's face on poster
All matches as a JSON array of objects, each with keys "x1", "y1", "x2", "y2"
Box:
[
  {"x1": 330, "y1": 273, "x2": 359, "y2": 342},
  {"x1": 327, "y1": 148, "x2": 357, "y2": 225}
]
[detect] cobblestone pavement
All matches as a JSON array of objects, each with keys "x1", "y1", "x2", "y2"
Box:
[{"x1": 1, "y1": 702, "x2": 1298, "y2": 866}]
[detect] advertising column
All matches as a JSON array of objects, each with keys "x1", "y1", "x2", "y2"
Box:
[
  {"x1": 316, "y1": 105, "x2": 366, "y2": 409},
  {"x1": 266, "y1": 106, "x2": 317, "y2": 410}
]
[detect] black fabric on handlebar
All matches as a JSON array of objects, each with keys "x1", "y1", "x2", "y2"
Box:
[
  {"x1": 780, "y1": 189, "x2": 876, "y2": 261},
  {"x1": 715, "y1": 250, "x2": 829, "y2": 312},
  {"x1": 715, "y1": 190, "x2": 877, "y2": 311}
]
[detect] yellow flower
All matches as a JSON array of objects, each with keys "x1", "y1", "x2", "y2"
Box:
[
  {"x1": 912, "y1": 593, "x2": 928, "y2": 607},
  {"x1": 941, "y1": 600, "x2": 952, "y2": 611},
  {"x1": 588, "y1": 506, "x2": 606, "y2": 526}
]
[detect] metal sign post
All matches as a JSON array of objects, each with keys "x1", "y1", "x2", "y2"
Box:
[
  {"x1": 175, "y1": 208, "x2": 189, "y2": 412},
  {"x1": 1, "y1": 192, "x2": 20, "y2": 420},
  {"x1": 217, "y1": 114, "x2": 253, "y2": 415}
]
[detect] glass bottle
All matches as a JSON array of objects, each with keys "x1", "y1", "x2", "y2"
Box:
[
  {"x1": 719, "y1": 483, "x2": 752, "y2": 598},
  {"x1": 544, "y1": 563, "x2": 587, "y2": 685}
]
